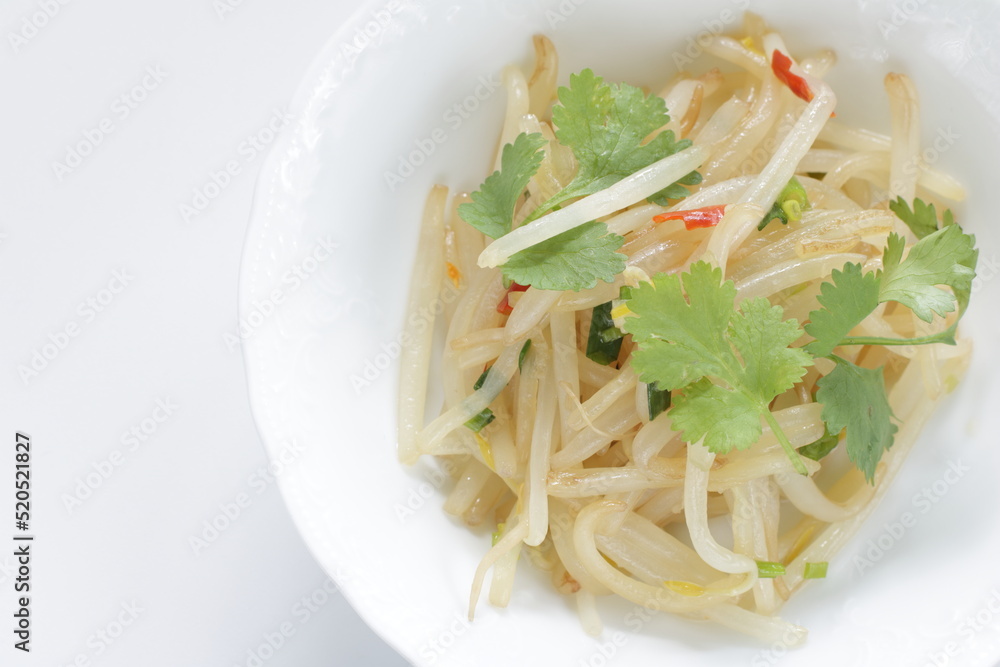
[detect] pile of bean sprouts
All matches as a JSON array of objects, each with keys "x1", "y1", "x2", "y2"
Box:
[{"x1": 396, "y1": 13, "x2": 970, "y2": 645}]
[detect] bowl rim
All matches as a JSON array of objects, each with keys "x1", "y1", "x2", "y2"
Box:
[{"x1": 237, "y1": 0, "x2": 415, "y2": 660}]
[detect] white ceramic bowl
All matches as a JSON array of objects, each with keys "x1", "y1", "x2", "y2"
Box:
[{"x1": 240, "y1": 1, "x2": 1000, "y2": 665}]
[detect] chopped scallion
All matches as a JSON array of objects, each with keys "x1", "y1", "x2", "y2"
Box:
[
  {"x1": 465, "y1": 409, "x2": 495, "y2": 433},
  {"x1": 804, "y1": 561, "x2": 828, "y2": 579},
  {"x1": 759, "y1": 177, "x2": 809, "y2": 231},
  {"x1": 586, "y1": 301, "x2": 624, "y2": 365},
  {"x1": 757, "y1": 561, "x2": 786, "y2": 578},
  {"x1": 518, "y1": 339, "x2": 532, "y2": 370},
  {"x1": 473, "y1": 367, "x2": 490, "y2": 392}
]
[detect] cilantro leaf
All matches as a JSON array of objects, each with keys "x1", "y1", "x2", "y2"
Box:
[
  {"x1": 888, "y1": 196, "x2": 952, "y2": 240},
  {"x1": 554, "y1": 69, "x2": 679, "y2": 191},
  {"x1": 528, "y1": 69, "x2": 696, "y2": 220},
  {"x1": 804, "y1": 224, "x2": 978, "y2": 353},
  {"x1": 804, "y1": 263, "x2": 880, "y2": 358},
  {"x1": 624, "y1": 262, "x2": 739, "y2": 389},
  {"x1": 458, "y1": 132, "x2": 547, "y2": 239},
  {"x1": 630, "y1": 338, "x2": 719, "y2": 391},
  {"x1": 501, "y1": 221, "x2": 625, "y2": 291},
  {"x1": 950, "y1": 230, "x2": 979, "y2": 316},
  {"x1": 880, "y1": 226, "x2": 977, "y2": 322},
  {"x1": 669, "y1": 378, "x2": 763, "y2": 454},
  {"x1": 623, "y1": 262, "x2": 811, "y2": 460},
  {"x1": 729, "y1": 297, "x2": 813, "y2": 400},
  {"x1": 461, "y1": 70, "x2": 705, "y2": 293},
  {"x1": 802, "y1": 211, "x2": 976, "y2": 485},
  {"x1": 815, "y1": 357, "x2": 897, "y2": 484},
  {"x1": 648, "y1": 169, "x2": 703, "y2": 206}
]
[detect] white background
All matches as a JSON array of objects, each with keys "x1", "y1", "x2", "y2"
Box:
[{"x1": 0, "y1": 0, "x2": 408, "y2": 664}]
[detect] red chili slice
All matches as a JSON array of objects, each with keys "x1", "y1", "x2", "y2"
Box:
[
  {"x1": 771, "y1": 49, "x2": 814, "y2": 103},
  {"x1": 497, "y1": 282, "x2": 530, "y2": 315},
  {"x1": 653, "y1": 205, "x2": 727, "y2": 230}
]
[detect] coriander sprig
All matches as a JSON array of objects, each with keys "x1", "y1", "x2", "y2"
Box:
[
  {"x1": 458, "y1": 69, "x2": 701, "y2": 292},
  {"x1": 528, "y1": 69, "x2": 699, "y2": 223},
  {"x1": 620, "y1": 203, "x2": 978, "y2": 483},
  {"x1": 805, "y1": 209, "x2": 977, "y2": 358},
  {"x1": 621, "y1": 262, "x2": 813, "y2": 474}
]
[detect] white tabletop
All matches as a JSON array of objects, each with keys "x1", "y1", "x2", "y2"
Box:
[{"x1": 1, "y1": 0, "x2": 407, "y2": 664}]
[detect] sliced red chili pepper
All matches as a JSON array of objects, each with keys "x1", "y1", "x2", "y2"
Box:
[
  {"x1": 497, "y1": 282, "x2": 530, "y2": 315},
  {"x1": 653, "y1": 205, "x2": 727, "y2": 230},
  {"x1": 771, "y1": 49, "x2": 814, "y2": 103}
]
